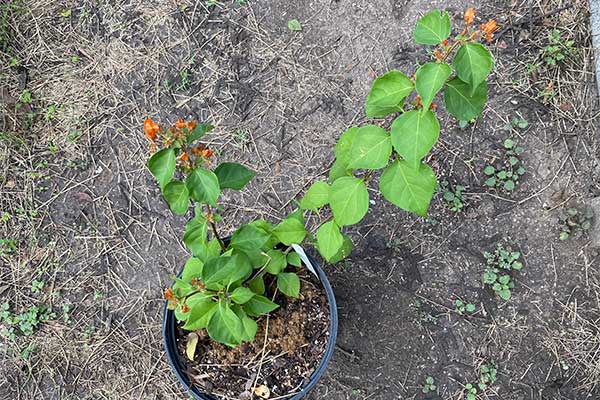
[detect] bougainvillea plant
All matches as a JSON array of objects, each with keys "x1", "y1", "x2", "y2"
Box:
[{"x1": 146, "y1": 9, "x2": 497, "y2": 349}]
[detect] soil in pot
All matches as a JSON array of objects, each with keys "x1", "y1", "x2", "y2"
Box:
[{"x1": 175, "y1": 268, "x2": 331, "y2": 399}]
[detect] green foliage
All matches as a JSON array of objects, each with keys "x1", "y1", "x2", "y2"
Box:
[
  {"x1": 422, "y1": 376, "x2": 437, "y2": 393},
  {"x1": 559, "y1": 206, "x2": 594, "y2": 241},
  {"x1": 365, "y1": 71, "x2": 413, "y2": 118},
  {"x1": 437, "y1": 180, "x2": 466, "y2": 212},
  {"x1": 454, "y1": 299, "x2": 476, "y2": 315},
  {"x1": 299, "y1": 181, "x2": 329, "y2": 212},
  {"x1": 542, "y1": 29, "x2": 575, "y2": 66},
  {"x1": 464, "y1": 360, "x2": 498, "y2": 398},
  {"x1": 483, "y1": 139, "x2": 525, "y2": 192},
  {"x1": 0, "y1": 302, "x2": 56, "y2": 340},
  {"x1": 503, "y1": 116, "x2": 529, "y2": 132},
  {"x1": 287, "y1": 19, "x2": 302, "y2": 32},
  {"x1": 379, "y1": 160, "x2": 437, "y2": 217},
  {"x1": 214, "y1": 162, "x2": 256, "y2": 190},
  {"x1": 482, "y1": 244, "x2": 523, "y2": 301},
  {"x1": 413, "y1": 10, "x2": 451, "y2": 45}
]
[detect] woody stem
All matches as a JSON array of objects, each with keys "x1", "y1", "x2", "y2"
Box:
[{"x1": 206, "y1": 204, "x2": 227, "y2": 252}]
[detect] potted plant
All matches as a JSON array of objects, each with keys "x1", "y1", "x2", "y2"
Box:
[{"x1": 145, "y1": 8, "x2": 496, "y2": 400}]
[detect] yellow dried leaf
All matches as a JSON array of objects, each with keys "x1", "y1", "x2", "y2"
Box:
[
  {"x1": 253, "y1": 385, "x2": 270, "y2": 399},
  {"x1": 186, "y1": 332, "x2": 198, "y2": 361}
]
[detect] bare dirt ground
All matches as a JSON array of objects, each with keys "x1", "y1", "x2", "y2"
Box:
[{"x1": 1, "y1": 0, "x2": 599, "y2": 399}]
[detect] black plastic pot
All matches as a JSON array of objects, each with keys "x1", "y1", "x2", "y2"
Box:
[{"x1": 162, "y1": 252, "x2": 338, "y2": 400}]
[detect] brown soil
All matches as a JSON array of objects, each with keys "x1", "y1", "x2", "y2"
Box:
[{"x1": 176, "y1": 270, "x2": 331, "y2": 399}]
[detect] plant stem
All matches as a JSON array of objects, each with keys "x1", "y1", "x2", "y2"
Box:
[{"x1": 206, "y1": 204, "x2": 227, "y2": 251}]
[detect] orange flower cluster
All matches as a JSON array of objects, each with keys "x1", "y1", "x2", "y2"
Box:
[
  {"x1": 144, "y1": 118, "x2": 160, "y2": 142},
  {"x1": 464, "y1": 8, "x2": 475, "y2": 26},
  {"x1": 164, "y1": 287, "x2": 175, "y2": 301},
  {"x1": 191, "y1": 144, "x2": 214, "y2": 159},
  {"x1": 481, "y1": 19, "x2": 498, "y2": 42}
]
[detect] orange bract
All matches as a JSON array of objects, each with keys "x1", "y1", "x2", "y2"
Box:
[
  {"x1": 178, "y1": 151, "x2": 190, "y2": 162},
  {"x1": 164, "y1": 287, "x2": 174, "y2": 300},
  {"x1": 181, "y1": 304, "x2": 190, "y2": 313},
  {"x1": 175, "y1": 118, "x2": 186, "y2": 130},
  {"x1": 187, "y1": 120, "x2": 197, "y2": 131},
  {"x1": 144, "y1": 117, "x2": 159, "y2": 141},
  {"x1": 464, "y1": 8, "x2": 476, "y2": 26},
  {"x1": 441, "y1": 39, "x2": 449, "y2": 46},
  {"x1": 433, "y1": 50, "x2": 444, "y2": 60},
  {"x1": 481, "y1": 19, "x2": 498, "y2": 42}
]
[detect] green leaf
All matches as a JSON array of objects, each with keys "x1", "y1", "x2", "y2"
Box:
[
  {"x1": 203, "y1": 253, "x2": 252, "y2": 289},
  {"x1": 415, "y1": 63, "x2": 452, "y2": 110},
  {"x1": 264, "y1": 249, "x2": 287, "y2": 275},
  {"x1": 207, "y1": 301, "x2": 243, "y2": 347},
  {"x1": 329, "y1": 159, "x2": 352, "y2": 182},
  {"x1": 163, "y1": 181, "x2": 190, "y2": 215},
  {"x1": 334, "y1": 127, "x2": 358, "y2": 166},
  {"x1": 484, "y1": 165, "x2": 495, "y2": 176},
  {"x1": 365, "y1": 70, "x2": 414, "y2": 118},
  {"x1": 287, "y1": 19, "x2": 302, "y2": 31},
  {"x1": 348, "y1": 125, "x2": 392, "y2": 169},
  {"x1": 316, "y1": 221, "x2": 344, "y2": 262},
  {"x1": 230, "y1": 287, "x2": 255, "y2": 304},
  {"x1": 230, "y1": 224, "x2": 271, "y2": 254},
  {"x1": 185, "y1": 168, "x2": 220, "y2": 205},
  {"x1": 379, "y1": 159, "x2": 437, "y2": 217},
  {"x1": 444, "y1": 77, "x2": 488, "y2": 121},
  {"x1": 300, "y1": 181, "x2": 330, "y2": 212},
  {"x1": 391, "y1": 110, "x2": 440, "y2": 166},
  {"x1": 272, "y1": 217, "x2": 306, "y2": 246},
  {"x1": 181, "y1": 257, "x2": 204, "y2": 283},
  {"x1": 243, "y1": 295, "x2": 279, "y2": 317},
  {"x1": 277, "y1": 272, "x2": 300, "y2": 298},
  {"x1": 503, "y1": 180, "x2": 515, "y2": 191},
  {"x1": 329, "y1": 177, "x2": 369, "y2": 226},
  {"x1": 187, "y1": 124, "x2": 214, "y2": 143},
  {"x1": 452, "y1": 43, "x2": 494, "y2": 91},
  {"x1": 183, "y1": 217, "x2": 208, "y2": 258},
  {"x1": 328, "y1": 233, "x2": 353, "y2": 263},
  {"x1": 214, "y1": 162, "x2": 256, "y2": 190},
  {"x1": 248, "y1": 275, "x2": 265, "y2": 295},
  {"x1": 498, "y1": 288, "x2": 511, "y2": 301},
  {"x1": 147, "y1": 148, "x2": 176, "y2": 190},
  {"x1": 287, "y1": 252, "x2": 302, "y2": 267},
  {"x1": 183, "y1": 298, "x2": 217, "y2": 330},
  {"x1": 240, "y1": 315, "x2": 258, "y2": 342},
  {"x1": 413, "y1": 10, "x2": 451, "y2": 45}
]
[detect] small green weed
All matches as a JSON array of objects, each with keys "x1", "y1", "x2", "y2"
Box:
[
  {"x1": 31, "y1": 280, "x2": 45, "y2": 293},
  {"x1": 464, "y1": 361, "x2": 498, "y2": 399},
  {"x1": 483, "y1": 138, "x2": 525, "y2": 192},
  {"x1": 482, "y1": 244, "x2": 523, "y2": 301},
  {"x1": 542, "y1": 30, "x2": 574, "y2": 66},
  {"x1": 503, "y1": 117, "x2": 528, "y2": 132},
  {"x1": 559, "y1": 206, "x2": 594, "y2": 241},
  {"x1": 0, "y1": 302, "x2": 56, "y2": 340},
  {"x1": 287, "y1": 19, "x2": 302, "y2": 32},
  {"x1": 422, "y1": 376, "x2": 437, "y2": 393},
  {"x1": 0, "y1": 238, "x2": 17, "y2": 256},
  {"x1": 454, "y1": 299, "x2": 476, "y2": 315},
  {"x1": 437, "y1": 180, "x2": 466, "y2": 212}
]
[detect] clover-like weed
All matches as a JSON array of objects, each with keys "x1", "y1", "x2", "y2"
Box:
[
  {"x1": 482, "y1": 244, "x2": 523, "y2": 301},
  {"x1": 438, "y1": 180, "x2": 466, "y2": 212},
  {"x1": 422, "y1": 376, "x2": 437, "y2": 393},
  {"x1": 483, "y1": 138, "x2": 525, "y2": 192}
]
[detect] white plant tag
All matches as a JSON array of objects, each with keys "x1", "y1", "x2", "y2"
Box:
[{"x1": 291, "y1": 244, "x2": 318, "y2": 278}]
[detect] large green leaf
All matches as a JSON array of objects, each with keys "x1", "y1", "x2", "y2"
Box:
[
  {"x1": 391, "y1": 110, "x2": 440, "y2": 166},
  {"x1": 173, "y1": 257, "x2": 204, "y2": 295},
  {"x1": 203, "y1": 253, "x2": 252, "y2": 288},
  {"x1": 316, "y1": 220, "x2": 344, "y2": 262},
  {"x1": 379, "y1": 159, "x2": 437, "y2": 217},
  {"x1": 182, "y1": 216, "x2": 208, "y2": 258},
  {"x1": 328, "y1": 234, "x2": 353, "y2": 263},
  {"x1": 214, "y1": 162, "x2": 256, "y2": 190},
  {"x1": 182, "y1": 298, "x2": 217, "y2": 330},
  {"x1": 444, "y1": 77, "x2": 488, "y2": 121},
  {"x1": 185, "y1": 168, "x2": 220, "y2": 206},
  {"x1": 365, "y1": 71, "x2": 414, "y2": 118},
  {"x1": 299, "y1": 181, "x2": 330, "y2": 212},
  {"x1": 162, "y1": 181, "x2": 190, "y2": 215},
  {"x1": 207, "y1": 301, "x2": 243, "y2": 347},
  {"x1": 277, "y1": 272, "x2": 300, "y2": 298},
  {"x1": 272, "y1": 217, "x2": 306, "y2": 246},
  {"x1": 413, "y1": 10, "x2": 451, "y2": 45},
  {"x1": 243, "y1": 295, "x2": 279, "y2": 317},
  {"x1": 334, "y1": 127, "x2": 358, "y2": 166},
  {"x1": 452, "y1": 43, "x2": 493, "y2": 91},
  {"x1": 230, "y1": 224, "x2": 271, "y2": 254},
  {"x1": 329, "y1": 177, "x2": 369, "y2": 226},
  {"x1": 348, "y1": 125, "x2": 392, "y2": 170},
  {"x1": 240, "y1": 315, "x2": 258, "y2": 342},
  {"x1": 415, "y1": 63, "x2": 452, "y2": 110},
  {"x1": 147, "y1": 148, "x2": 176, "y2": 190}
]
